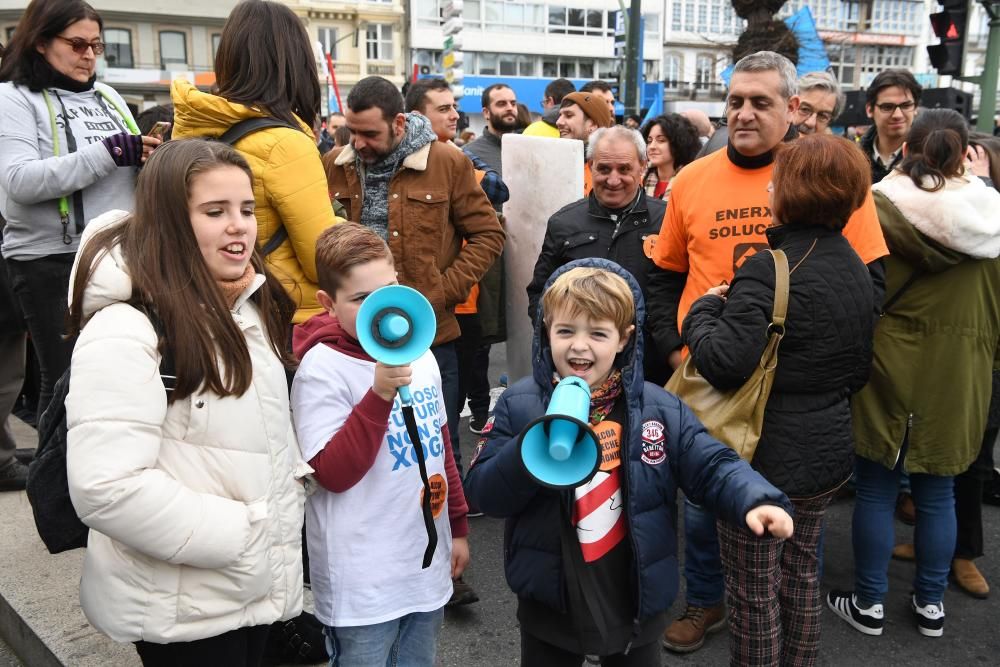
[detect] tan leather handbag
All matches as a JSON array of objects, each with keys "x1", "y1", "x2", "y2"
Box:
[{"x1": 665, "y1": 249, "x2": 789, "y2": 461}]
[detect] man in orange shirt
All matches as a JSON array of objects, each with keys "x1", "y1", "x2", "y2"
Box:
[{"x1": 648, "y1": 51, "x2": 888, "y2": 654}]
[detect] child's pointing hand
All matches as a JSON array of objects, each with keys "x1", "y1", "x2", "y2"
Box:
[{"x1": 745, "y1": 505, "x2": 794, "y2": 539}]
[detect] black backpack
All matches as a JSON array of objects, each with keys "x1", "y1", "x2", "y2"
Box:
[
  {"x1": 219, "y1": 117, "x2": 301, "y2": 257},
  {"x1": 26, "y1": 307, "x2": 175, "y2": 554}
]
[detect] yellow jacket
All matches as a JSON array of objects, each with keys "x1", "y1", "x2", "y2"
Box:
[
  {"x1": 522, "y1": 119, "x2": 560, "y2": 138},
  {"x1": 171, "y1": 79, "x2": 340, "y2": 323}
]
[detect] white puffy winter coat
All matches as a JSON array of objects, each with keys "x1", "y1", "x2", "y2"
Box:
[{"x1": 66, "y1": 211, "x2": 309, "y2": 643}]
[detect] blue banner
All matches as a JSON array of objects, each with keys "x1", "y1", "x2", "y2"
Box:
[{"x1": 446, "y1": 76, "x2": 663, "y2": 116}]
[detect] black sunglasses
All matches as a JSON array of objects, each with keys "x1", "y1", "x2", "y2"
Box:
[{"x1": 56, "y1": 35, "x2": 105, "y2": 55}]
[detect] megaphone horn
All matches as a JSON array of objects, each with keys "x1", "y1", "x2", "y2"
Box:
[
  {"x1": 519, "y1": 376, "x2": 601, "y2": 489},
  {"x1": 356, "y1": 285, "x2": 437, "y2": 406}
]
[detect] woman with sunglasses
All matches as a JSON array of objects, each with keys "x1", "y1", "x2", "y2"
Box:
[{"x1": 0, "y1": 0, "x2": 160, "y2": 421}]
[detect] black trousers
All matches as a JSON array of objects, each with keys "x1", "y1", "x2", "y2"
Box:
[
  {"x1": 955, "y1": 426, "x2": 998, "y2": 559},
  {"x1": 520, "y1": 629, "x2": 661, "y2": 667},
  {"x1": 456, "y1": 314, "x2": 491, "y2": 420},
  {"x1": 6, "y1": 255, "x2": 75, "y2": 419},
  {"x1": 135, "y1": 625, "x2": 271, "y2": 667}
]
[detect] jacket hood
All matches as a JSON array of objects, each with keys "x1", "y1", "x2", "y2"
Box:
[
  {"x1": 532, "y1": 258, "x2": 646, "y2": 399},
  {"x1": 873, "y1": 170, "x2": 1000, "y2": 260},
  {"x1": 69, "y1": 209, "x2": 266, "y2": 322},
  {"x1": 170, "y1": 79, "x2": 312, "y2": 138},
  {"x1": 292, "y1": 311, "x2": 371, "y2": 362},
  {"x1": 541, "y1": 106, "x2": 560, "y2": 126}
]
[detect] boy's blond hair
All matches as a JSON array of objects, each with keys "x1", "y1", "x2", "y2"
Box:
[
  {"x1": 315, "y1": 222, "x2": 394, "y2": 295},
  {"x1": 541, "y1": 267, "x2": 635, "y2": 336}
]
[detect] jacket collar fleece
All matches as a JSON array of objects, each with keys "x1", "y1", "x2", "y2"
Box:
[
  {"x1": 332, "y1": 114, "x2": 437, "y2": 173},
  {"x1": 873, "y1": 170, "x2": 1000, "y2": 263},
  {"x1": 531, "y1": 257, "x2": 646, "y2": 404}
]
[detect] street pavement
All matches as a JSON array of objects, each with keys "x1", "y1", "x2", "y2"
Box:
[{"x1": 436, "y1": 344, "x2": 1000, "y2": 665}]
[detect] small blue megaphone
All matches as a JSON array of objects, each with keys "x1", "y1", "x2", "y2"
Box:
[
  {"x1": 519, "y1": 376, "x2": 601, "y2": 489},
  {"x1": 356, "y1": 285, "x2": 437, "y2": 405}
]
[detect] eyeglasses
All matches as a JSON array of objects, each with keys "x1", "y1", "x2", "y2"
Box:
[
  {"x1": 874, "y1": 101, "x2": 916, "y2": 114},
  {"x1": 796, "y1": 105, "x2": 833, "y2": 125},
  {"x1": 55, "y1": 36, "x2": 105, "y2": 55}
]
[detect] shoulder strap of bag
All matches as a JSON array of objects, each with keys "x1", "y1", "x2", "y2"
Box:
[
  {"x1": 219, "y1": 117, "x2": 299, "y2": 145},
  {"x1": 219, "y1": 118, "x2": 298, "y2": 257},
  {"x1": 768, "y1": 249, "x2": 790, "y2": 330},
  {"x1": 880, "y1": 271, "x2": 921, "y2": 317}
]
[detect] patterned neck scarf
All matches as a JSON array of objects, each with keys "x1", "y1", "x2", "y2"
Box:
[{"x1": 588, "y1": 370, "x2": 623, "y2": 425}]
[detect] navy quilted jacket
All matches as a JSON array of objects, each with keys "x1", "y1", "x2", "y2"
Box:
[
  {"x1": 683, "y1": 224, "x2": 875, "y2": 497},
  {"x1": 464, "y1": 257, "x2": 791, "y2": 623}
]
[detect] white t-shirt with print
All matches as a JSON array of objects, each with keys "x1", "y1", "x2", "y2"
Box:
[{"x1": 291, "y1": 345, "x2": 453, "y2": 627}]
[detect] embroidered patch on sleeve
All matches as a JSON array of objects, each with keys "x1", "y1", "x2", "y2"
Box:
[{"x1": 641, "y1": 419, "x2": 666, "y2": 465}]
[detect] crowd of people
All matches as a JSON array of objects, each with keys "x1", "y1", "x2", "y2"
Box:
[{"x1": 1, "y1": 1, "x2": 999, "y2": 666}]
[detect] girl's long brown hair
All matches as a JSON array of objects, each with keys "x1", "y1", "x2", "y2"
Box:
[{"x1": 67, "y1": 140, "x2": 296, "y2": 402}]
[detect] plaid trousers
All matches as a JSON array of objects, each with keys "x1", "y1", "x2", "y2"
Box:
[{"x1": 717, "y1": 490, "x2": 834, "y2": 667}]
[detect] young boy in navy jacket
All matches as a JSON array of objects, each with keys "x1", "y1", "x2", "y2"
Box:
[{"x1": 464, "y1": 259, "x2": 794, "y2": 666}]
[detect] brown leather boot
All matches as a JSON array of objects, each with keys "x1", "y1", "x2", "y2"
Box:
[
  {"x1": 662, "y1": 603, "x2": 726, "y2": 653},
  {"x1": 952, "y1": 558, "x2": 990, "y2": 599},
  {"x1": 892, "y1": 543, "x2": 915, "y2": 561}
]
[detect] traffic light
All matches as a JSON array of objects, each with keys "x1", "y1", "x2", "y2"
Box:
[{"x1": 927, "y1": 0, "x2": 970, "y2": 77}]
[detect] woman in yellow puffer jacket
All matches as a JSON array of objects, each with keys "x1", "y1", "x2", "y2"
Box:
[{"x1": 171, "y1": 0, "x2": 341, "y2": 324}]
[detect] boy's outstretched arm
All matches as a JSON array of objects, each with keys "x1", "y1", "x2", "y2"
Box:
[
  {"x1": 464, "y1": 391, "x2": 545, "y2": 517},
  {"x1": 746, "y1": 505, "x2": 793, "y2": 538},
  {"x1": 668, "y1": 397, "x2": 793, "y2": 526}
]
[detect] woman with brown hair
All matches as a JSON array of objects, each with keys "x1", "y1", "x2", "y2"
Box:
[
  {"x1": 829, "y1": 110, "x2": 1000, "y2": 640},
  {"x1": 65, "y1": 139, "x2": 308, "y2": 665},
  {"x1": 682, "y1": 135, "x2": 876, "y2": 665},
  {"x1": 171, "y1": 0, "x2": 340, "y2": 324},
  {"x1": 0, "y1": 0, "x2": 159, "y2": 421}
]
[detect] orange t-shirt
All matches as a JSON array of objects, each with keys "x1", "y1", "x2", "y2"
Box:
[{"x1": 651, "y1": 148, "x2": 888, "y2": 331}]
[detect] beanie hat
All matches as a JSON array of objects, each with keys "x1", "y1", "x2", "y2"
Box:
[{"x1": 560, "y1": 92, "x2": 614, "y2": 129}]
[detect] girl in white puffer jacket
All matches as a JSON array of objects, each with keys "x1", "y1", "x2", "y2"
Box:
[{"x1": 64, "y1": 139, "x2": 309, "y2": 665}]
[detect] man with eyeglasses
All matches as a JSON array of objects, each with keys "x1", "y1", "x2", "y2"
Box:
[
  {"x1": 794, "y1": 71, "x2": 844, "y2": 135},
  {"x1": 860, "y1": 69, "x2": 922, "y2": 183}
]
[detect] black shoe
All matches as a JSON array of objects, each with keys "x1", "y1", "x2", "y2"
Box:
[
  {"x1": 447, "y1": 576, "x2": 480, "y2": 607},
  {"x1": 0, "y1": 460, "x2": 28, "y2": 492},
  {"x1": 469, "y1": 414, "x2": 489, "y2": 435},
  {"x1": 911, "y1": 595, "x2": 945, "y2": 637},
  {"x1": 826, "y1": 590, "x2": 883, "y2": 636}
]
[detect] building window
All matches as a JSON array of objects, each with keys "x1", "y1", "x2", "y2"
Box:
[
  {"x1": 366, "y1": 24, "x2": 392, "y2": 61},
  {"x1": 5, "y1": 26, "x2": 15, "y2": 42},
  {"x1": 102, "y1": 28, "x2": 133, "y2": 68},
  {"x1": 211, "y1": 33, "x2": 221, "y2": 58},
  {"x1": 549, "y1": 6, "x2": 608, "y2": 36},
  {"x1": 478, "y1": 52, "x2": 498, "y2": 75},
  {"x1": 318, "y1": 27, "x2": 337, "y2": 59},
  {"x1": 664, "y1": 53, "x2": 682, "y2": 90},
  {"x1": 695, "y1": 54, "x2": 714, "y2": 90},
  {"x1": 159, "y1": 30, "x2": 187, "y2": 69}
]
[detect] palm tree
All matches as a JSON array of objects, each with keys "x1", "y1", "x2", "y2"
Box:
[{"x1": 731, "y1": 0, "x2": 799, "y2": 64}]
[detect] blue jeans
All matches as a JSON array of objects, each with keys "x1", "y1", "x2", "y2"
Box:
[
  {"x1": 683, "y1": 499, "x2": 725, "y2": 607},
  {"x1": 432, "y1": 342, "x2": 462, "y2": 474},
  {"x1": 325, "y1": 608, "x2": 444, "y2": 667},
  {"x1": 853, "y1": 454, "x2": 955, "y2": 607}
]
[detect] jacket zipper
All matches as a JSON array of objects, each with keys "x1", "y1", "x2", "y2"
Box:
[
  {"x1": 621, "y1": 408, "x2": 642, "y2": 656},
  {"x1": 892, "y1": 412, "x2": 913, "y2": 471}
]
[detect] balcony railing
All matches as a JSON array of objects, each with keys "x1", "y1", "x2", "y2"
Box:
[{"x1": 367, "y1": 63, "x2": 396, "y2": 76}]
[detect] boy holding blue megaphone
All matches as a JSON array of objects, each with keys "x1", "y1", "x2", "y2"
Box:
[
  {"x1": 289, "y1": 223, "x2": 469, "y2": 666},
  {"x1": 464, "y1": 259, "x2": 795, "y2": 665}
]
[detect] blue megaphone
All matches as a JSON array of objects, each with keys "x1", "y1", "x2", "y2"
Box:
[
  {"x1": 356, "y1": 285, "x2": 437, "y2": 405},
  {"x1": 519, "y1": 376, "x2": 601, "y2": 489}
]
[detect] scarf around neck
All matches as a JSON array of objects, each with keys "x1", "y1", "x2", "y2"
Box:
[
  {"x1": 358, "y1": 112, "x2": 437, "y2": 239},
  {"x1": 216, "y1": 264, "x2": 255, "y2": 309}
]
